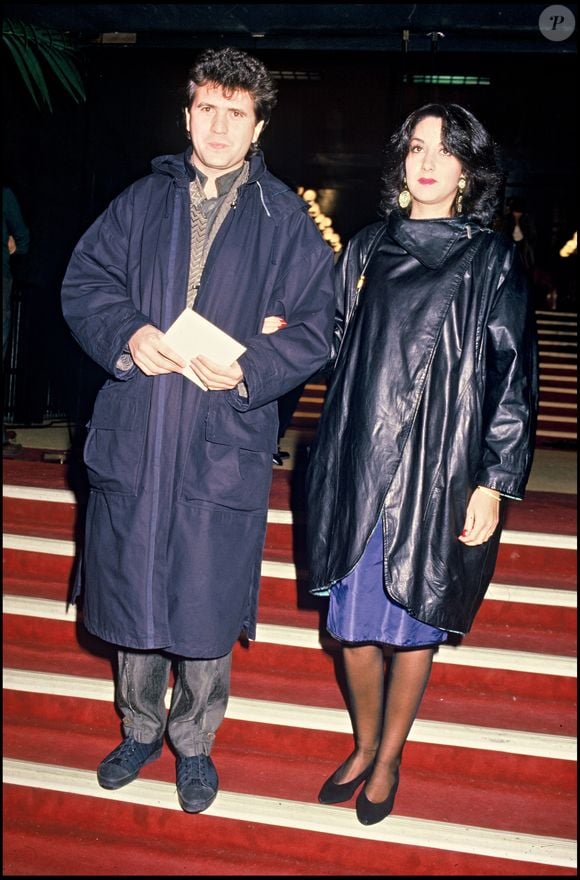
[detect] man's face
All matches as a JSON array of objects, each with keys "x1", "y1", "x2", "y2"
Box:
[{"x1": 185, "y1": 82, "x2": 264, "y2": 180}]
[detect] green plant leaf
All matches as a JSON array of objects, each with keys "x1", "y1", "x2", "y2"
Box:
[
  {"x1": 3, "y1": 28, "x2": 52, "y2": 110},
  {"x1": 3, "y1": 18, "x2": 86, "y2": 111},
  {"x1": 3, "y1": 35, "x2": 40, "y2": 109},
  {"x1": 35, "y1": 41, "x2": 86, "y2": 103}
]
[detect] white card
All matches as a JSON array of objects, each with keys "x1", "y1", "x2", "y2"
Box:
[{"x1": 163, "y1": 308, "x2": 246, "y2": 390}]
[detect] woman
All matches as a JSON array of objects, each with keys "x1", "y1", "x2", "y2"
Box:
[{"x1": 305, "y1": 104, "x2": 538, "y2": 826}]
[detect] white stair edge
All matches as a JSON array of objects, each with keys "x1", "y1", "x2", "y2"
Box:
[
  {"x1": 535, "y1": 310, "x2": 577, "y2": 318},
  {"x1": 297, "y1": 395, "x2": 325, "y2": 404},
  {"x1": 292, "y1": 410, "x2": 321, "y2": 419},
  {"x1": 539, "y1": 345, "x2": 578, "y2": 356},
  {"x1": 2, "y1": 594, "x2": 576, "y2": 678},
  {"x1": 484, "y1": 582, "x2": 576, "y2": 607},
  {"x1": 7, "y1": 486, "x2": 575, "y2": 547},
  {"x1": 3, "y1": 532, "x2": 577, "y2": 600},
  {"x1": 3, "y1": 485, "x2": 79, "y2": 504},
  {"x1": 536, "y1": 429, "x2": 577, "y2": 439},
  {"x1": 539, "y1": 385, "x2": 577, "y2": 395},
  {"x1": 3, "y1": 517, "x2": 577, "y2": 550},
  {"x1": 539, "y1": 373, "x2": 577, "y2": 381},
  {"x1": 3, "y1": 759, "x2": 576, "y2": 869},
  {"x1": 261, "y1": 571, "x2": 578, "y2": 611},
  {"x1": 3, "y1": 667, "x2": 576, "y2": 761},
  {"x1": 263, "y1": 563, "x2": 577, "y2": 609},
  {"x1": 256, "y1": 622, "x2": 577, "y2": 677},
  {"x1": 537, "y1": 414, "x2": 578, "y2": 423},
  {"x1": 539, "y1": 401, "x2": 577, "y2": 409}
]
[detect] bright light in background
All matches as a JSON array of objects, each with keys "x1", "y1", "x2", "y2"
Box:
[
  {"x1": 298, "y1": 187, "x2": 342, "y2": 254},
  {"x1": 559, "y1": 232, "x2": 577, "y2": 257}
]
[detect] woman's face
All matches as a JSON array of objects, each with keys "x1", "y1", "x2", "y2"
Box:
[{"x1": 405, "y1": 116, "x2": 463, "y2": 219}]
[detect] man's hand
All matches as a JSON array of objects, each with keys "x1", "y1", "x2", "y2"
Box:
[
  {"x1": 7, "y1": 234, "x2": 17, "y2": 255},
  {"x1": 128, "y1": 324, "x2": 186, "y2": 376},
  {"x1": 458, "y1": 488, "x2": 500, "y2": 546},
  {"x1": 190, "y1": 355, "x2": 244, "y2": 391}
]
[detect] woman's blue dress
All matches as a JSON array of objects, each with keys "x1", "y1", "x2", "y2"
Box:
[{"x1": 326, "y1": 519, "x2": 448, "y2": 647}]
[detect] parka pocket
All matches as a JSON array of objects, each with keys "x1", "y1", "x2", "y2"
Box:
[
  {"x1": 205, "y1": 393, "x2": 278, "y2": 453},
  {"x1": 180, "y1": 440, "x2": 272, "y2": 513},
  {"x1": 179, "y1": 394, "x2": 276, "y2": 513},
  {"x1": 83, "y1": 381, "x2": 150, "y2": 495}
]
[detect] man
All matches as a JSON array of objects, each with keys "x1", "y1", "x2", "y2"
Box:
[
  {"x1": 61, "y1": 48, "x2": 334, "y2": 813},
  {"x1": 3, "y1": 185, "x2": 29, "y2": 455}
]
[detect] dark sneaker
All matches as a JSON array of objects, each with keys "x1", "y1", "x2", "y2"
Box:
[
  {"x1": 176, "y1": 754, "x2": 219, "y2": 813},
  {"x1": 97, "y1": 735, "x2": 163, "y2": 789}
]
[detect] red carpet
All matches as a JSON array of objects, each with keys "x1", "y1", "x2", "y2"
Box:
[{"x1": 2, "y1": 447, "x2": 577, "y2": 875}]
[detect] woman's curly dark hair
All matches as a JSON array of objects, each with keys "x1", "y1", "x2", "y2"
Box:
[
  {"x1": 379, "y1": 103, "x2": 504, "y2": 226},
  {"x1": 184, "y1": 47, "x2": 278, "y2": 128}
]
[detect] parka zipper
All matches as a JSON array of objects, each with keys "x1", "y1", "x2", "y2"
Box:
[{"x1": 144, "y1": 182, "x2": 184, "y2": 642}]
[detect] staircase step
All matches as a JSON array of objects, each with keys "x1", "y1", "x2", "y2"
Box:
[
  {"x1": 4, "y1": 762, "x2": 575, "y2": 876},
  {"x1": 536, "y1": 310, "x2": 578, "y2": 320},
  {"x1": 3, "y1": 484, "x2": 577, "y2": 534},
  {"x1": 5, "y1": 593, "x2": 575, "y2": 680},
  {"x1": 4, "y1": 525, "x2": 577, "y2": 589},
  {"x1": 2, "y1": 421, "x2": 576, "y2": 875},
  {"x1": 4, "y1": 668, "x2": 575, "y2": 763},
  {"x1": 5, "y1": 566, "x2": 576, "y2": 651},
  {"x1": 538, "y1": 393, "x2": 577, "y2": 412},
  {"x1": 3, "y1": 701, "x2": 576, "y2": 838},
  {"x1": 538, "y1": 351, "x2": 577, "y2": 362},
  {"x1": 6, "y1": 480, "x2": 575, "y2": 530},
  {"x1": 3, "y1": 599, "x2": 576, "y2": 736},
  {"x1": 531, "y1": 310, "x2": 576, "y2": 449},
  {"x1": 539, "y1": 372, "x2": 577, "y2": 384}
]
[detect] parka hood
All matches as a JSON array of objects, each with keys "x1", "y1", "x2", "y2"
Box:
[
  {"x1": 388, "y1": 209, "x2": 488, "y2": 270},
  {"x1": 149, "y1": 147, "x2": 291, "y2": 220},
  {"x1": 150, "y1": 146, "x2": 268, "y2": 185}
]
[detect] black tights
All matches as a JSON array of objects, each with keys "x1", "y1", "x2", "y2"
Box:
[{"x1": 333, "y1": 643, "x2": 435, "y2": 803}]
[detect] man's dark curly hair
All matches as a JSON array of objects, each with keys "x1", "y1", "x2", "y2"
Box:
[
  {"x1": 184, "y1": 47, "x2": 278, "y2": 127},
  {"x1": 379, "y1": 103, "x2": 504, "y2": 226}
]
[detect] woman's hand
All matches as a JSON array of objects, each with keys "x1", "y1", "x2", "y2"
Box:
[
  {"x1": 458, "y1": 487, "x2": 500, "y2": 546},
  {"x1": 262, "y1": 315, "x2": 287, "y2": 334}
]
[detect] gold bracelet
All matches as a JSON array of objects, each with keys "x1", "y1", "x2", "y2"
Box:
[{"x1": 477, "y1": 485, "x2": 501, "y2": 501}]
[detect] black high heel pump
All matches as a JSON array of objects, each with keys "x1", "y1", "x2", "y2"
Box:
[
  {"x1": 318, "y1": 759, "x2": 374, "y2": 805},
  {"x1": 355, "y1": 772, "x2": 399, "y2": 825}
]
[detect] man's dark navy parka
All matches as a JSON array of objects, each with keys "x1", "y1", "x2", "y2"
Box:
[{"x1": 61, "y1": 149, "x2": 335, "y2": 657}]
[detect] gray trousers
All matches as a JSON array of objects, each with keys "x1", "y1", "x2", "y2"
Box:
[{"x1": 116, "y1": 649, "x2": 232, "y2": 757}]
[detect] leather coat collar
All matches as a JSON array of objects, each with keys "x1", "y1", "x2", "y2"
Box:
[{"x1": 388, "y1": 209, "x2": 478, "y2": 270}]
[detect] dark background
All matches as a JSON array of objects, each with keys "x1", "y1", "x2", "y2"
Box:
[{"x1": 3, "y1": 3, "x2": 577, "y2": 426}]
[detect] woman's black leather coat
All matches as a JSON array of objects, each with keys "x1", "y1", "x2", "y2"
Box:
[{"x1": 306, "y1": 210, "x2": 538, "y2": 634}]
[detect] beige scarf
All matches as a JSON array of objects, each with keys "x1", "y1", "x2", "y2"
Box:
[{"x1": 186, "y1": 162, "x2": 250, "y2": 309}]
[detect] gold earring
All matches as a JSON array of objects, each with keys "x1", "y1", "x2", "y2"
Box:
[
  {"x1": 456, "y1": 176, "x2": 466, "y2": 214},
  {"x1": 398, "y1": 178, "x2": 411, "y2": 209}
]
